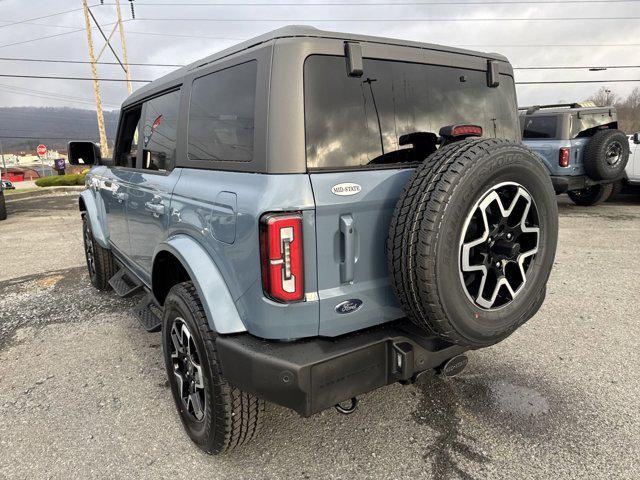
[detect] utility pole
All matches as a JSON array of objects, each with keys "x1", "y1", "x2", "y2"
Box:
[
  {"x1": 0, "y1": 140, "x2": 7, "y2": 183},
  {"x1": 115, "y1": 0, "x2": 133, "y2": 95},
  {"x1": 82, "y1": 0, "x2": 110, "y2": 158}
]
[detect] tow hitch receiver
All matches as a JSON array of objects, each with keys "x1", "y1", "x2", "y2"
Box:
[{"x1": 438, "y1": 354, "x2": 469, "y2": 378}]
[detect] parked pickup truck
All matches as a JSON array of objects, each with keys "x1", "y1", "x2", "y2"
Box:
[
  {"x1": 70, "y1": 26, "x2": 558, "y2": 453},
  {"x1": 519, "y1": 103, "x2": 630, "y2": 206}
]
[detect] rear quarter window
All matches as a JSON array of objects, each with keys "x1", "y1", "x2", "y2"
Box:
[
  {"x1": 304, "y1": 55, "x2": 519, "y2": 170},
  {"x1": 187, "y1": 61, "x2": 257, "y2": 163},
  {"x1": 520, "y1": 115, "x2": 559, "y2": 139}
]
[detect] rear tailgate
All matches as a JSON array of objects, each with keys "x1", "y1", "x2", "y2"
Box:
[{"x1": 310, "y1": 169, "x2": 411, "y2": 336}]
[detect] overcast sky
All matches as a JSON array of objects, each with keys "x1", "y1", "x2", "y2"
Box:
[{"x1": 0, "y1": 0, "x2": 638, "y2": 111}]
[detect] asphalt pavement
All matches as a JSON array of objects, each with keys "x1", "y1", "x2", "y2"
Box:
[{"x1": 0, "y1": 192, "x2": 639, "y2": 480}]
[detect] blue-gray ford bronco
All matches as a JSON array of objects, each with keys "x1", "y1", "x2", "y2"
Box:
[
  {"x1": 71, "y1": 26, "x2": 558, "y2": 453},
  {"x1": 519, "y1": 103, "x2": 630, "y2": 206}
]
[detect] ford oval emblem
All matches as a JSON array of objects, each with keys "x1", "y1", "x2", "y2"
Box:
[
  {"x1": 335, "y1": 299, "x2": 363, "y2": 314},
  {"x1": 331, "y1": 182, "x2": 362, "y2": 196}
]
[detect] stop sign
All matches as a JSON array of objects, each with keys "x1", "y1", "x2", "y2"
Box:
[{"x1": 36, "y1": 144, "x2": 47, "y2": 156}]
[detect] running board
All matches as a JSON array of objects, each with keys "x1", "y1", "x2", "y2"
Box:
[
  {"x1": 135, "y1": 294, "x2": 163, "y2": 332},
  {"x1": 108, "y1": 269, "x2": 143, "y2": 298}
]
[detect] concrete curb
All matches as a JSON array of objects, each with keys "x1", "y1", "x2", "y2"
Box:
[{"x1": 5, "y1": 186, "x2": 85, "y2": 201}]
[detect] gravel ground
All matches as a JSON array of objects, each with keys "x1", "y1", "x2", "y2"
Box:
[{"x1": 0, "y1": 192, "x2": 639, "y2": 480}]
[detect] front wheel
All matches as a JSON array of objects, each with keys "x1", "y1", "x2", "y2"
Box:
[
  {"x1": 162, "y1": 282, "x2": 264, "y2": 454},
  {"x1": 567, "y1": 183, "x2": 613, "y2": 206},
  {"x1": 82, "y1": 213, "x2": 115, "y2": 289}
]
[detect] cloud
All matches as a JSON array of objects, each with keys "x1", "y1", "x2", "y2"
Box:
[{"x1": 0, "y1": 0, "x2": 637, "y2": 110}]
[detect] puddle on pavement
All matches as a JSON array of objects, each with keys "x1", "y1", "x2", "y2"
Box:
[{"x1": 412, "y1": 369, "x2": 563, "y2": 479}]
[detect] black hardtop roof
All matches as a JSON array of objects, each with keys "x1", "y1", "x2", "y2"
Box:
[{"x1": 122, "y1": 25, "x2": 510, "y2": 108}]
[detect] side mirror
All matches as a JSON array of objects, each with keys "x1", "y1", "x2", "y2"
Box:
[
  {"x1": 634, "y1": 132, "x2": 640, "y2": 144},
  {"x1": 67, "y1": 141, "x2": 102, "y2": 166}
]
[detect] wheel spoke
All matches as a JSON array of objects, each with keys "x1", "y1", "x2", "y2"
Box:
[{"x1": 188, "y1": 392, "x2": 205, "y2": 421}]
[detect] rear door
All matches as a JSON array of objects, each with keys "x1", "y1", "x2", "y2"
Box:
[
  {"x1": 125, "y1": 89, "x2": 182, "y2": 281},
  {"x1": 304, "y1": 54, "x2": 519, "y2": 337}
]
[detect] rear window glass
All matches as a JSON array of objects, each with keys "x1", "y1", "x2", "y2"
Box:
[
  {"x1": 304, "y1": 55, "x2": 519, "y2": 170},
  {"x1": 188, "y1": 61, "x2": 257, "y2": 163},
  {"x1": 520, "y1": 115, "x2": 558, "y2": 139}
]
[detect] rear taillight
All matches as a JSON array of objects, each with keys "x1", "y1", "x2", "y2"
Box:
[
  {"x1": 559, "y1": 147, "x2": 570, "y2": 167},
  {"x1": 260, "y1": 212, "x2": 304, "y2": 302},
  {"x1": 451, "y1": 125, "x2": 483, "y2": 137}
]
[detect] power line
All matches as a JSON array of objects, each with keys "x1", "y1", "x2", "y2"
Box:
[
  {"x1": 0, "y1": 83, "x2": 121, "y2": 108},
  {"x1": 0, "y1": 22, "x2": 121, "y2": 50},
  {"x1": 134, "y1": 16, "x2": 640, "y2": 21},
  {"x1": 0, "y1": 73, "x2": 637, "y2": 85},
  {"x1": 514, "y1": 65, "x2": 640, "y2": 70},
  {"x1": 0, "y1": 57, "x2": 182, "y2": 67},
  {"x1": 3, "y1": 57, "x2": 639, "y2": 70},
  {"x1": 0, "y1": 74, "x2": 151, "y2": 83},
  {"x1": 108, "y1": 0, "x2": 640, "y2": 4},
  {"x1": 0, "y1": 7, "x2": 90, "y2": 29},
  {"x1": 516, "y1": 79, "x2": 640, "y2": 84},
  {"x1": 457, "y1": 43, "x2": 640, "y2": 47}
]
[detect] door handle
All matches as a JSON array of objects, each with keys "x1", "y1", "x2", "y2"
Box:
[
  {"x1": 340, "y1": 214, "x2": 355, "y2": 284},
  {"x1": 145, "y1": 201, "x2": 166, "y2": 216}
]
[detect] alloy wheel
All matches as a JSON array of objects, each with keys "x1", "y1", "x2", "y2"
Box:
[
  {"x1": 459, "y1": 182, "x2": 540, "y2": 310},
  {"x1": 170, "y1": 318, "x2": 206, "y2": 422}
]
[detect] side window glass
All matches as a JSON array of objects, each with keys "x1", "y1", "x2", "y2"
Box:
[
  {"x1": 141, "y1": 89, "x2": 181, "y2": 172},
  {"x1": 114, "y1": 107, "x2": 141, "y2": 168},
  {"x1": 188, "y1": 61, "x2": 257, "y2": 163}
]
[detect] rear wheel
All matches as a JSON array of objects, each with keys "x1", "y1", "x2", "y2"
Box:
[
  {"x1": 567, "y1": 183, "x2": 613, "y2": 206},
  {"x1": 607, "y1": 180, "x2": 623, "y2": 201},
  {"x1": 0, "y1": 190, "x2": 6, "y2": 221},
  {"x1": 162, "y1": 282, "x2": 264, "y2": 454},
  {"x1": 388, "y1": 139, "x2": 558, "y2": 348}
]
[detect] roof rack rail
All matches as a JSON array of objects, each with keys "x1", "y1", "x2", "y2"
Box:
[{"x1": 518, "y1": 103, "x2": 587, "y2": 115}]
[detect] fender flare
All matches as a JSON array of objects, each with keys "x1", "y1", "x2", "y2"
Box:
[
  {"x1": 79, "y1": 190, "x2": 109, "y2": 248},
  {"x1": 154, "y1": 235, "x2": 246, "y2": 334}
]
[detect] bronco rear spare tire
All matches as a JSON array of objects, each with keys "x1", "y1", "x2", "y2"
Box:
[
  {"x1": 387, "y1": 139, "x2": 558, "y2": 348},
  {"x1": 583, "y1": 129, "x2": 629, "y2": 181}
]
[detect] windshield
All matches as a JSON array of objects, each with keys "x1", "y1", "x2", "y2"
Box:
[
  {"x1": 304, "y1": 55, "x2": 519, "y2": 170},
  {"x1": 520, "y1": 115, "x2": 559, "y2": 139}
]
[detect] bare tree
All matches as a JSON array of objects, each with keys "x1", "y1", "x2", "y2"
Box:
[
  {"x1": 585, "y1": 87, "x2": 640, "y2": 133},
  {"x1": 588, "y1": 87, "x2": 619, "y2": 107}
]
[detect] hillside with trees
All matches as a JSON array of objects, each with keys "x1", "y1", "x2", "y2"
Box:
[{"x1": 0, "y1": 107, "x2": 119, "y2": 154}]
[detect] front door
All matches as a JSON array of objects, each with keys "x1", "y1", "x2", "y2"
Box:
[
  {"x1": 102, "y1": 105, "x2": 144, "y2": 256},
  {"x1": 125, "y1": 89, "x2": 182, "y2": 281},
  {"x1": 98, "y1": 167, "x2": 132, "y2": 254}
]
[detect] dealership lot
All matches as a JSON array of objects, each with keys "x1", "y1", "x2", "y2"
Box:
[{"x1": 0, "y1": 192, "x2": 639, "y2": 480}]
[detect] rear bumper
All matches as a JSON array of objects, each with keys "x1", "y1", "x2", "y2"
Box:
[
  {"x1": 550, "y1": 175, "x2": 620, "y2": 194},
  {"x1": 215, "y1": 321, "x2": 467, "y2": 417}
]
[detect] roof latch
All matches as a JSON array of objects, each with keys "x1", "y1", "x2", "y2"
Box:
[
  {"x1": 344, "y1": 42, "x2": 363, "y2": 77},
  {"x1": 487, "y1": 60, "x2": 500, "y2": 88}
]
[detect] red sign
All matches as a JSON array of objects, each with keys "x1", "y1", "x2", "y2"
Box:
[{"x1": 36, "y1": 144, "x2": 47, "y2": 156}]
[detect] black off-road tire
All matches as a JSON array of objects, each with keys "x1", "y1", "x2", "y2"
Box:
[
  {"x1": 567, "y1": 183, "x2": 614, "y2": 206},
  {"x1": 583, "y1": 129, "x2": 629, "y2": 181},
  {"x1": 162, "y1": 282, "x2": 264, "y2": 454},
  {"x1": 0, "y1": 190, "x2": 7, "y2": 221},
  {"x1": 82, "y1": 213, "x2": 115, "y2": 290},
  {"x1": 607, "y1": 180, "x2": 624, "y2": 201},
  {"x1": 387, "y1": 139, "x2": 558, "y2": 348}
]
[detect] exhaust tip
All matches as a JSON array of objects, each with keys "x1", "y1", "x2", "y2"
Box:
[{"x1": 439, "y1": 354, "x2": 469, "y2": 378}]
